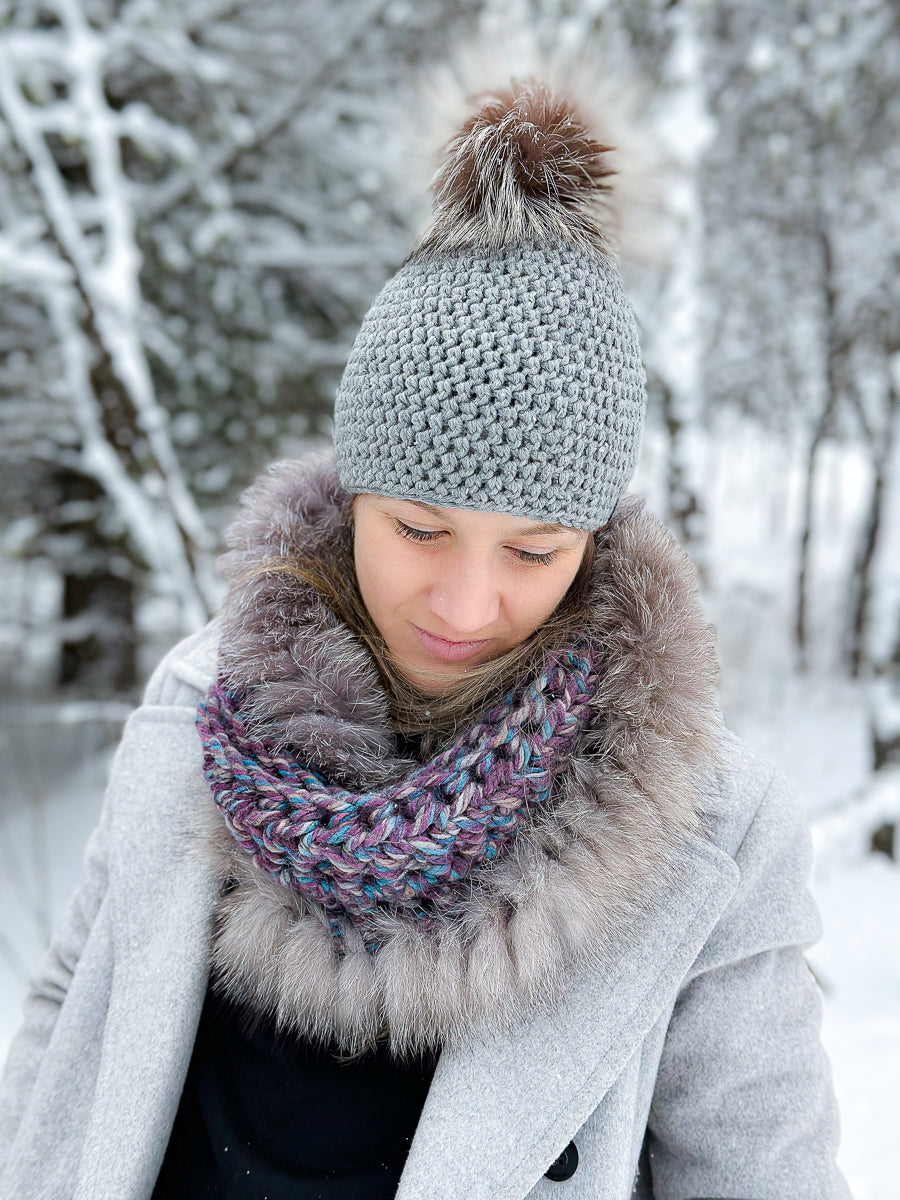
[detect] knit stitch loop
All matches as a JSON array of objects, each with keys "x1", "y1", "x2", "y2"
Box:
[{"x1": 197, "y1": 646, "x2": 600, "y2": 924}]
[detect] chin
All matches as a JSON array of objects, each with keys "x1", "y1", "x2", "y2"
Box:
[
  {"x1": 405, "y1": 667, "x2": 461, "y2": 696},
  {"x1": 395, "y1": 654, "x2": 468, "y2": 696}
]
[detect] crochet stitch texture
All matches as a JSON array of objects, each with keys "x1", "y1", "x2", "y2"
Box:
[
  {"x1": 334, "y1": 246, "x2": 646, "y2": 529},
  {"x1": 197, "y1": 644, "x2": 600, "y2": 924}
]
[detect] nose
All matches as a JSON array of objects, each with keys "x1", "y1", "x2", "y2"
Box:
[{"x1": 427, "y1": 553, "x2": 500, "y2": 636}]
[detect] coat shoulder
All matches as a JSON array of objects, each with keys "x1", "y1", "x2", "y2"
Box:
[
  {"x1": 142, "y1": 620, "x2": 220, "y2": 707},
  {"x1": 696, "y1": 727, "x2": 821, "y2": 961},
  {"x1": 705, "y1": 727, "x2": 805, "y2": 862}
]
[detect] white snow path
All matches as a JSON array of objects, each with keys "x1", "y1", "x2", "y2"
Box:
[
  {"x1": 811, "y1": 855, "x2": 900, "y2": 1200},
  {"x1": 0, "y1": 720, "x2": 109, "y2": 1058}
]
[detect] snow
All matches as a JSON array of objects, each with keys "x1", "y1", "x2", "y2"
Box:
[
  {"x1": 0, "y1": 718, "x2": 110, "y2": 1042},
  {"x1": 810, "y1": 857, "x2": 900, "y2": 1200}
]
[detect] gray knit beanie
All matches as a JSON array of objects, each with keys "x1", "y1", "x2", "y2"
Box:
[{"x1": 334, "y1": 81, "x2": 646, "y2": 530}]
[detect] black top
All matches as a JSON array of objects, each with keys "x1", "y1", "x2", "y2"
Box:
[{"x1": 152, "y1": 987, "x2": 439, "y2": 1200}]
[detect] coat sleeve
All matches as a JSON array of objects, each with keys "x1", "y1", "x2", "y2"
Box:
[
  {"x1": 644, "y1": 766, "x2": 851, "y2": 1200},
  {"x1": 0, "y1": 630, "x2": 213, "y2": 1174}
]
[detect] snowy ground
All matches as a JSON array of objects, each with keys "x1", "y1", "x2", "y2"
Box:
[
  {"x1": 812, "y1": 855, "x2": 900, "y2": 1199},
  {"x1": 0, "y1": 714, "x2": 114, "y2": 1044},
  {"x1": 1, "y1": 423, "x2": 899, "y2": 1196}
]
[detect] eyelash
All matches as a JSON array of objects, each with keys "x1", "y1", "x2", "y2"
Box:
[{"x1": 392, "y1": 518, "x2": 559, "y2": 566}]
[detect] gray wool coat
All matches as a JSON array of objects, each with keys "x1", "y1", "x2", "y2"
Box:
[{"x1": 0, "y1": 459, "x2": 851, "y2": 1200}]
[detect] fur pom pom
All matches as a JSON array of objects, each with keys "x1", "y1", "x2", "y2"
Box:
[{"x1": 414, "y1": 78, "x2": 618, "y2": 258}]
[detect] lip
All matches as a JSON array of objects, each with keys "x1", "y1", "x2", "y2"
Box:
[{"x1": 413, "y1": 625, "x2": 492, "y2": 663}]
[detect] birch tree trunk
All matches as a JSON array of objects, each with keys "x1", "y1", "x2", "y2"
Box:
[{"x1": 648, "y1": 0, "x2": 713, "y2": 566}]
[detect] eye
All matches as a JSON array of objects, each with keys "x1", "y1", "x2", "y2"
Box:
[
  {"x1": 393, "y1": 517, "x2": 560, "y2": 565},
  {"x1": 393, "y1": 518, "x2": 443, "y2": 543},
  {"x1": 512, "y1": 548, "x2": 559, "y2": 566}
]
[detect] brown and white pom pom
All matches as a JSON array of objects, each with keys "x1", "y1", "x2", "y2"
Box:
[{"x1": 414, "y1": 79, "x2": 618, "y2": 258}]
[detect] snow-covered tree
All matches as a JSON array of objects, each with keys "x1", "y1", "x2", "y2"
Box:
[
  {"x1": 0, "y1": 0, "x2": 477, "y2": 690},
  {"x1": 699, "y1": 0, "x2": 900, "y2": 672}
]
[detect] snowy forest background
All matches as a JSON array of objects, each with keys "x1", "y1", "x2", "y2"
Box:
[{"x1": 1, "y1": 0, "x2": 898, "y2": 1193}]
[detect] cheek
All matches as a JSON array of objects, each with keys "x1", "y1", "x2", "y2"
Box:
[
  {"x1": 512, "y1": 562, "x2": 581, "y2": 630},
  {"x1": 354, "y1": 531, "x2": 420, "y2": 627},
  {"x1": 353, "y1": 525, "x2": 386, "y2": 620}
]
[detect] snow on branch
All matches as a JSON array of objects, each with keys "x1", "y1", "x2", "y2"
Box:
[
  {"x1": 142, "y1": 0, "x2": 394, "y2": 224},
  {"x1": 0, "y1": 0, "x2": 217, "y2": 625},
  {"x1": 44, "y1": 283, "x2": 210, "y2": 629}
]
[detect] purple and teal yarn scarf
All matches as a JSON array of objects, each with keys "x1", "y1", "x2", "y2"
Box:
[{"x1": 197, "y1": 645, "x2": 600, "y2": 927}]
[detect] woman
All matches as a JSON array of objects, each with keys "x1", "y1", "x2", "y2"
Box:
[{"x1": 0, "y1": 81, "x2": 849, "y2": 1200}]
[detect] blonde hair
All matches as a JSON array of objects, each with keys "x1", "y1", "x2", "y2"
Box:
[{"x1": 243, "y1": 496, "x2": 597, "y2": 758}]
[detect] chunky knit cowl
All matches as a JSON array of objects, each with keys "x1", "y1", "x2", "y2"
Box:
[
  {"x1": 199, "y1": 451, "x2": 722, "y2": 1055},
  {"x1": 198, "y1": 645, "x2": 600, "y2": 929}
]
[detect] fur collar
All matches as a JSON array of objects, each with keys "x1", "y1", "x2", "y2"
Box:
[{"x1": 200, "y1": 451, "x2": 721, "y2": 1053}]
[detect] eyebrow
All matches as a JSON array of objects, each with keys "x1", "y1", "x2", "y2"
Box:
[{"x1": 399, "y1": 499, "x2": 575, "y2": 538}]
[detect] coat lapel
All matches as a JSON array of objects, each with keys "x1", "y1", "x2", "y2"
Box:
[{"x1": 397, "y1": 831, "x2": 739, "y2": 1200}]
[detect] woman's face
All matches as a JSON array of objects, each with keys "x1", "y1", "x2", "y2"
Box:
[{"x1": 353, "y1": 494, "x2": 589, "y2": 695}]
